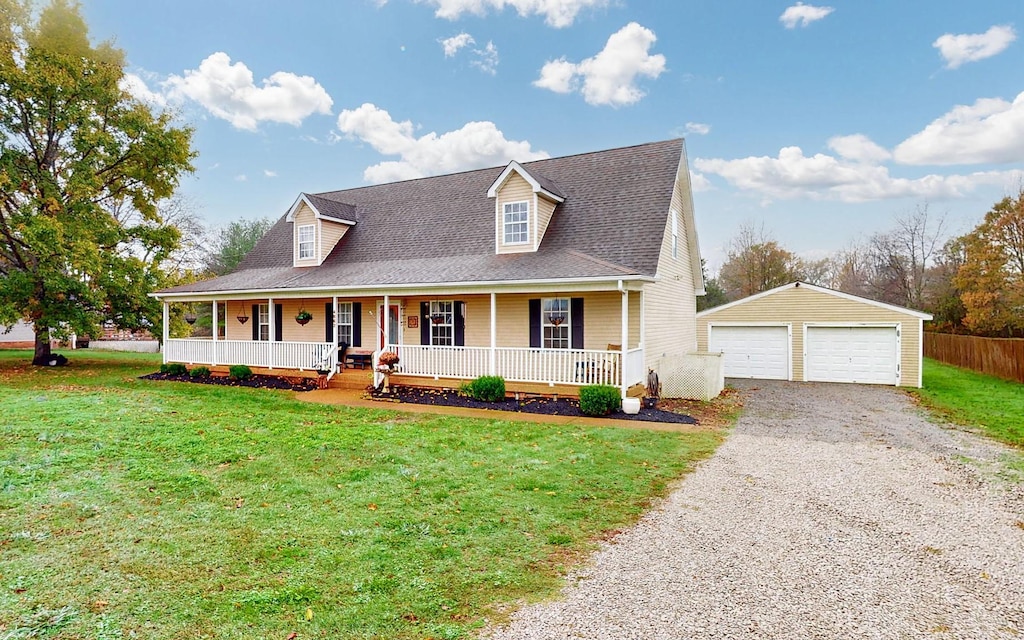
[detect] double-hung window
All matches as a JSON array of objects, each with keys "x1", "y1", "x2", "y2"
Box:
[
  {"x1": 298, "y1": 224, "x2": 315, "y2": 259},
  {"x1": 542, "y1": 298, "x2": 570, "y2": 349},
  {"x1": 336, "y1": 302, "x2": 353, "y2": 345},
  {"x1": 429, "y1": 300, "x2": 454, "y2": 346},
  {"x1": 257, "y1": 303, "x2": 270, "y2": 341},
  {"x1": 503, "y1": 201, "x2": 529, "y2": 245}
]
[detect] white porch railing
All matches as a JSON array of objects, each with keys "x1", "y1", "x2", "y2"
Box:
[
  {"x1": 165, "y1": 339, "x2": 336, "y2": 371},
  {"x1": 385, "y1": 344, "x2": 643, "y2": 388}
]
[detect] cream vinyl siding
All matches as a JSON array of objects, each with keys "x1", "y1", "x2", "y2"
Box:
[
  {"x1": 319, "y1": 219, "x2": 350, "y2": 261},
  {"x1": 534, "y1": 195, "x2": 558, "y2": 248},
  {"x1": 495, "y1": 174, "x2": 535, "y2": 254},
  {"x1": 697, "y1": 286, "x2": 924, "y2": 387},
  {"x1": 291, "y1": 203, "x2": 319, "y2": 267},
  {"x1": 644, "y1": 163, "x2": 697, "y2": 370}
]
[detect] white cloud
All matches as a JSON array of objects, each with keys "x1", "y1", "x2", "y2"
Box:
[
  {"x1": 933, "y1": 25, "x2": 1016, "y2": 69},
  {"x1": 694, "y1": 146, "x2": 1023, "y2": 203},
  {"x1": 421, "y1": 0, "x2": 609, "y2": 28},
  {"x1": 471, "y1": 41, "x2": 500, "y2": 75},
  {"x1": 827, "y1": 134, "x2": 891, "y2": 164},
  {"x1": 120, "y1": 72, "x2": 168, "y2": 108},
  {"x1": 533, "y1": 22, "x2": 666, "y2": 107},
  {"x1": 335, "y1": 103, "x2": 548, "y2": 183},
  {"x1": 894, "y1": 91, "x2": 1024, "y2": 165},
  {"x1": 685, "y1": 122, "x2": 711, "y2": 135},
  {"x1": 689, "y1": 171, "x2": 712, "y2": 192},
  {"x1": 264, "y1": 170, "x2": 277, "y2": 178},
  {"x1": 440, "y1": 32, "x2": 475, "y2": 57},
  {"x1": 235, "y1": 174, "x2": 248, "y2": 182},
  {"x1": 779, "y1": 2, "x2": 834, "y2": 29},
  {"x1": 164, "y1": 52, "x2": 333, "y2": 131}
]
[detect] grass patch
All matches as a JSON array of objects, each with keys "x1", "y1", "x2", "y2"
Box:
[
  {"x1": 0, "y1": 350, "x2": 721, "y2": 639},
  {"x1": 911, "y1": 358, "x2": 1024, "y2": 449}
]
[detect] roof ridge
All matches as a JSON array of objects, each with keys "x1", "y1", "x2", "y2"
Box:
[{"x1": 312, "y1": 138, "x2": 682, "y2": 198}]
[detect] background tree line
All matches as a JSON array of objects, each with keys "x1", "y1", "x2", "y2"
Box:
[{"x1": 700, "y1": 189, "x2": 1024, "y2": 338}]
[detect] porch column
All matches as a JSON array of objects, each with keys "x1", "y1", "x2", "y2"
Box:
[
  {"x1": 621, "y1": 289, "x2": 629, "y2": 398},
  {"x1": 639, "y1": 290, "x2": 645, "y2": 348},
  {"x1": 332, "y1": 296, "x2": 339, "y2": 372},
  {"x1": 162, "y1": 301, "x2": 169, "y2": 364},
  {"x1": 383, "y1": 294, "x2": 390, "y2": 349},
  {"x1": 211, "y1": 299, "x2": 218, "y2": 367},
  {"x1": 268, "y1": 297, "x2": 275, "y2": 369},
  {"x1": 489, "y1": 293, "x2": 497, "y2": 376}
]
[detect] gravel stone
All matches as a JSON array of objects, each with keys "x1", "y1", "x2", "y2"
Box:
[{"x1": 482, "y1": 380, "x2": 1024, "y2": 639}]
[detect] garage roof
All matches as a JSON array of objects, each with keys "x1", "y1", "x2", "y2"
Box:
[{"x1": 697, "y1": 282, "x2": 933, "y2": 320}]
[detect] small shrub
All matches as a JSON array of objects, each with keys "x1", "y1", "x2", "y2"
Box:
[
  {"x1": 579, "y1": 385, "x2": 621, "y2": 416},
  {"x1": 467, "y1": 376, "x2": 506, "y2": 402},
  {"x1": 160, "y1": 363, "x2": 188, "y2": 376},
  {"x1": 458, "y1": 381, "x2": 474, "y2": 396},
  {"x1": 229, "y1": 364, "x2": 253, "y2": 381},
  {"x1": 189, "y1": 366, "x2": 211, "y2": 378}
]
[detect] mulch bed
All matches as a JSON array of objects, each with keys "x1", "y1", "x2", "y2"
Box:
[
  {"x1": 373, "y1": 386, "x2": 697, "y2": 424},
  {"x1": 140, "y1": 372, "x2": 318, "y2": 392}
]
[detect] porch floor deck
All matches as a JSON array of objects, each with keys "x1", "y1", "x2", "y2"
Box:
[{"x1": 295, "y1": 388, "x2": 711, "y2": 433}]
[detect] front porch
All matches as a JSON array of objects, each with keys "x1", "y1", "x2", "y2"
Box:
[
  {"x1": 163, "y1": 339, "x2": 643, "y2": 395},
  {"x1": 160, "y1": 288, "x2": 647, "y2": 397}
]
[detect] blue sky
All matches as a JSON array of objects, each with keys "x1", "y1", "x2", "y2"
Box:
[{"x1": 83, "y1": 0, "x2": 1023, "y2": 271}]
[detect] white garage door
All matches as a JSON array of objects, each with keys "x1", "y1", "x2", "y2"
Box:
[
  {"x1": 805, "y1": 326, "x2": 898, "y2": 385},
  {"x1": 709, "y1": 325, "x2": 789, "y2": 380}
]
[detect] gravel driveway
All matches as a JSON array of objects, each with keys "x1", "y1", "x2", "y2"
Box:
[{"x1": 484, "y1": 380, "x2": 1024, "y2": 639}]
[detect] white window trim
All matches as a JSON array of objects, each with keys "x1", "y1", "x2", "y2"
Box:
[
  {"x1": 503, "y1": 201, "x2": 530, "y2": 245},
  {"x1": 298, "y1": 224, "x2": 316, "y2": 260},
  {"x1": 336, "y1": 301, "x2": 354, "y2": 345},
  {"x1": 671, "y1": 210, "x2": 679, "y2": 259},
  {"x1": 258, "y1": 303, "x2": 270, "y2": 341},
  {"x1": 429, "y1": 300, "x2": 455, "y2": 346},
  {"x1": 542, "y1": 297, "x2": 570, "y2": 350}
]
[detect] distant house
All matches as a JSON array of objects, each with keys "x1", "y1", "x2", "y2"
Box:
[
  {"x1": 154, "y1": 139, "x2": 721, "y2": 398},
  {"x1": 0, "y1": 320, "x2": 36, "y2": 349}
]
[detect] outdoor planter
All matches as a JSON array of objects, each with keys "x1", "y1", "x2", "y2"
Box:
[
  {"x1": 295, "y1": 310, "x2": 313, "y2": 326},
  {"x1": 622, "y1": 397, "x2": 641, "y2": 414}
]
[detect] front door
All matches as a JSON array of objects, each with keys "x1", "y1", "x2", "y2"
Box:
[{"x1": 379, "y1": 304, "x2": 400, "y2": 349}]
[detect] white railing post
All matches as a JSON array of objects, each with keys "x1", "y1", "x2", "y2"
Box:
[
  {"x1": 211, "y1": 300, "x2": 218, "y2": 366},
  {"x1": 490, "y1": 293, "x2": 497, "y2": 376},
  {"x1": 332, "y1": 296, "x2": 339, "y2": 373},
  {"x1": 621, "y1": 288, "x2": 629, "y2": 398},
  {"x1": 162, "y1": 302, "x2": 169, "y2": 363},
  {"x1": 268, "y1": 297, "x2": 275, "y2": 369}
]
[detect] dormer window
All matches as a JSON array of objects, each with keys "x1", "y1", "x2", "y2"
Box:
[
  {"x1": 503, "y1": 201, "x2": 529, "y2": 244},
  {"x1": 298, "y1": 224, "x2": 315, "y2": 259}
]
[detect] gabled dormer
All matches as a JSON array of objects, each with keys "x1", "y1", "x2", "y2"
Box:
[
  {"x1": 487, "y1": 161, "x2": 565, "y2": 254},
  {"x1": 285, "y1": 193, "x2": 357, "y2": 267}
]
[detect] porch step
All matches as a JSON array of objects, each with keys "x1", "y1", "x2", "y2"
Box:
[{"x1": 327, "y1": 371, "x2": 374, "y2": 391}]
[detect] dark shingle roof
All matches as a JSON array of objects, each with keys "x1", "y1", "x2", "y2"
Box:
[
  {"x1": 160, "y1": 139, "x2": 684, "y2": 294},
  {"x1": 304, "y1": 193, "x2": 356, "y2": 222}
]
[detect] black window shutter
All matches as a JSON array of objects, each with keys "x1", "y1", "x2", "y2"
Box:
[
  {"x1": 274, "y1": 304, "x2": 283, "y2": 342},
  {"x1": 325, "y1": 302, "x2": 334, "y2": 343},
  {"x1": 529, "y1": 298, "x2": 541, "y2": 348},
  {"x1": 454, "y1": 301, "x2": 465, "y2": 346},
  {"x1": 351, "y1": 302, "x2": 362, "y2": 347},
  {"x1": 420, "y1": 301, "x2": 430, "y2": 345},
  {"x1": 571, "y1": 298, "x2": 584, "y2": 349},
  {"x1": 251, "y1": 304, "x2": 259, "y2": 341}
]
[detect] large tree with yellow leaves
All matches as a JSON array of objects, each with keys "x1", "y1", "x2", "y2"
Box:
[{"x1": 0, "y1": 0, "x2": 194, "y2": 364}]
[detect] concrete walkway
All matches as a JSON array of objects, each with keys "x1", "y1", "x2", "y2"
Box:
[{"x1": 295, "y1": 388, "x2": 712, "y2": 433}]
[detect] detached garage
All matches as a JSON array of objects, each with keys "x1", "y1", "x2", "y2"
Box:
[{"x1": 697, "y1": 282, "x2": 932, "y2": 387}]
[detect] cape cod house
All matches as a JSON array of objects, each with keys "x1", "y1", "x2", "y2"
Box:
[{"x1": 154, "y1": 139, "x2": 721, "y2": 398}]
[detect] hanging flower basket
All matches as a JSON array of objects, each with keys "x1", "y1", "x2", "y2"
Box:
[
  {"x1": 546, "y1": 312, "x2": 566, "y2": 326},
  {"x1": 430, "y1": 313, "x2": 445, "y2": 324},
  {"x1": 295, "y1": 310, "x2": 313, "y2": 326}
]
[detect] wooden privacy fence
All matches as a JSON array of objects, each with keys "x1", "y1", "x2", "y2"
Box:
[{"x1": 924, "y1": 332, "x2": 1024, "y2": 383}]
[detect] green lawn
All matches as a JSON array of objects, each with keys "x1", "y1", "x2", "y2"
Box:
[
  {"x1": 914, "y1": 358, "x2": 1024, "y2": 449},
  {"x1": 0, "y1": 350, "x2": 721, "y2": 639}
]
